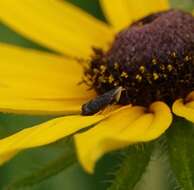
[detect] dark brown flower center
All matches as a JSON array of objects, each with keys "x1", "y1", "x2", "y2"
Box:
[{"x1": 84, "y1": 9, "x2": 194, "y2": 107}]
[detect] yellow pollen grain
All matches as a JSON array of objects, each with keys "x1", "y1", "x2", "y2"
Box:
[
  {"x1": 152, "y1": 59, "x2": 157, "y2": 65},
  {"x1": 114, "y1": 81, "x2": 119, "y2": 86},
  {"x1": 167, "y1": 64, "x2": 173, "y2": 72},
  {"x1": 108, "y1": 75, "x2": 114, "y2": 83},
  {"x1": 114, "y1": 62, "x2": 119, "y2": 69},
  {"x1": 121, "y1": 72, "x2": 128, "y2": 78},
  {"x1": 82, "y1": 76, "x2": 93, "y2": 85},
  {"x1": 185, "y1": 55, "x2": 190, "y2": 61},
  {"x1": 139, "y1": 66, "x2": 145, "y2": 73},
  {"x1": 93, "y1": 68, "x2": 99, "y2": 73},
  {"x1": 153, "y1": 72, "x2": 159, "y2": 80},
  {"x1": 160, "y1": 64, "x2": 165, "y2": 70},
  {"x1": 172, "y1": 52, "x2": 176, "y2": 58},
  {"x1": 135, "y1": 74, "x2": 142, "y2": 82},
  {"x1": 100, "y1": 65, "x2": 106, "y2": 73},
  {"x1": 98, "y1": 76, "x2": 107, "y2": 83}
]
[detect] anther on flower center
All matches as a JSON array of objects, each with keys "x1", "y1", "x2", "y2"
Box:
[{"x1": 84, "y1": 10, "x2": 194, "y2": 107}]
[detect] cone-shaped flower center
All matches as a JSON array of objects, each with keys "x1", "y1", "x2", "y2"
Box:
[{"x1": 85, "y1": 10, "x2": 194, "y2": 106}]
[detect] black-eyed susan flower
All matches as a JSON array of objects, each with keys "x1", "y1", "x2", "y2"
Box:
[{"x1": 0, "y1": 0, "x2": 193, "y2": 175}]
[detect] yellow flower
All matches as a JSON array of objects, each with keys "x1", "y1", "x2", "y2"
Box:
[{"x1": 0, "y1": 0, "x2": 193, "y2": 174}]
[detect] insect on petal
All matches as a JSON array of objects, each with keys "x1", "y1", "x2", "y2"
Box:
[{"x1": 75, "y1": 102, "x2": 172, "y2": 173}]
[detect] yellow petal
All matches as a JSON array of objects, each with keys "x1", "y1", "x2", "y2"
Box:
[
  {"x1": 74, "y1": 105, "x2": 145, "y2": 173},
  {"x1": 100, "y1": 0, "x2": 132, "y2": 31},
  {"x1": 100, "y1": 0, "x2": 170, "y2": 31},
  {"x1": 135, "y1": 102, "x2": 172, "y2": 141},
  {"x1": 0, "y1": 43, "x2": 95, "y2": 115},
  {"x1": 74, "y1": 102, "x2": 172, "y2": 173},
  {"x1": 0, "y1": 0, "x2": 114, "y2": 58},
  {"x1": 0, "y1": 114, "x2": 105, "y2": 165},
  {"x1": 173, "y1": 91, "x2": 194, "y2": 123}
]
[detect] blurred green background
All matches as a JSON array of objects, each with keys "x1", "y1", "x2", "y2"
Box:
[{"x1": 0, "y1": 0, "x2": 193, "y2": 190}]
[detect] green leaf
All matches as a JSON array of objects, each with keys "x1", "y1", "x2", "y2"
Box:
[
  {"x1": 135, "y1": 137, "x2": 181, "y2": 190},
  {"x1": 167, "y1": 117, "x2": 194, "y2": 190},
  {"x1": 66, "y1": 0, "x2": 105, "y2": 20},
  {"x1": 4, "y1": 144, "x2": 76, "y2": 190},
  {"x1": 108, "y1": 143, "x2": 154, "y2": 190},
  {"x1": 0, "y1": 23, "x2": 49, "y2": 51},
  {"x1": 170, "y1": 0, "x2": 194, "y2": 11}
]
